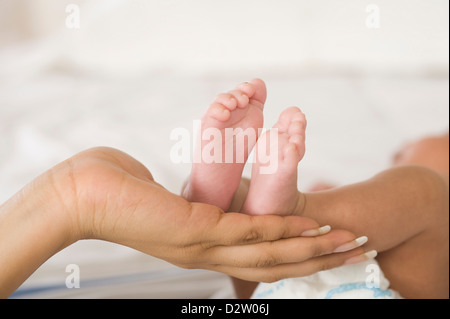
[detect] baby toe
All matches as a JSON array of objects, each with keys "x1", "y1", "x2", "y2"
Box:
[
  {"x1": 206, "y1": 102, "x2": 231, "y2": 122},
  {"x1": 228, "y1": 90, "x2": 250, "y2": 109},
  {"x1": 214, "y1": 93, "x2": 238, "y2": 111}
]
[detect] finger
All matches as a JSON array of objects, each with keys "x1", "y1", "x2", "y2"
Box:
[
  {"x1": 209, "y1": 213, "x2": 323, "y2": 247},
  {"x1": 203, "y1": 229, "x2": 359, "y2": 268},
  {"x1": 207, "y1": 246, "x2": 367, "y2": 284}
]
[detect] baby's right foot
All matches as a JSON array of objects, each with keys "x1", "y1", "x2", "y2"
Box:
[
  {"x1": 242, "y1": 107, "x2": 307, "y2": 216},
  {"x1": 183, "y1": 79, "x2": 267, "y2": 211}
]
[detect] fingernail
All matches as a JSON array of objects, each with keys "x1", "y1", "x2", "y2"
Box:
[
  {"x1": 333, "y1": 236, "x2": 368, "y2": 253},
  {"x1": 301, "y1": 225, "x2": 331, "y2": 237},
  {"x1": 344, "y1": 250, "x2": 378, "y2": 265}
]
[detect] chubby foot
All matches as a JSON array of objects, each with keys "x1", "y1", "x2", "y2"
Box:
[
  {"x1": 183, "y1": 79, "x2": 267, "y2": 211},
  {"x1": 242, "y1": 107, "x2": 306, "y2": 216}
]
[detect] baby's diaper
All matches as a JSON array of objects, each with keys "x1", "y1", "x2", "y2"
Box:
[{"x1": 252, "y1": 259, "x2": 403, "y2": 299}]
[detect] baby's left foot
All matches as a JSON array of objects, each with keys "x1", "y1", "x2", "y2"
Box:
[
  {"x1": 184, "y1": 79, "x2": 266, "y2": 211},
  {"x1": 242, "y1": 107, "x2": 306, "y2": 216}
]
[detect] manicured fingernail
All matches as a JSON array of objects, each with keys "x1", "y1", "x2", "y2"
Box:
[
  {"x1": 344, "y1": 250, "x2": 378, "y2": 265},
  {"x1": 301, "y1": 225, "x2": 331, "y2": 237},
  {"x1": 333, "y1": 236, "x2": 368, "y2": 253}
]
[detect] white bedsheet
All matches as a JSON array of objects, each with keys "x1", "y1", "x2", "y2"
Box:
[{"x1": 0, "y1": 0, "x2": 448, "y2": 299}]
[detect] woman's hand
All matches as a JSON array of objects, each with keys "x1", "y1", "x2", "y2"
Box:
[{"x1": 0, "y1": 147, "x2": 364, "y2": 297}]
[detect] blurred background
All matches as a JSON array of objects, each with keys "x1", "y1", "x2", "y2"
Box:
[{"x1": 0, "y1": 0, "x2": 448, "y2": 298}]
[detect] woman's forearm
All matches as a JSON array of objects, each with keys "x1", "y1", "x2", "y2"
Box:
[{"x1": 0, "y1": 169, "x2": 77, "y2": 298}]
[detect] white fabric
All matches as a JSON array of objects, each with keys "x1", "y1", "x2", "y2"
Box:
[{"x1": 252, "y1": 260, "x2": 403, "y2": 299}]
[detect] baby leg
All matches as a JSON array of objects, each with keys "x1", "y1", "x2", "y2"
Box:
[
  {"x1": 299, "y1": 134, "x2": 449, "y2": 298},
  {"x1": 239, "y1": 127, "x2": 448, "y2": 298}
]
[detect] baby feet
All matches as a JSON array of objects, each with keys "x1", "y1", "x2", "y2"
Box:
[
  {"x1": 184, "y1": 79, "x2": 306, "y2": 218},
  {"x1": 183, "y1": 79, "x2": 267, "y2": 211},
  {"x1": 242, "y1": 107, "x2": 306, "y2": 216}
]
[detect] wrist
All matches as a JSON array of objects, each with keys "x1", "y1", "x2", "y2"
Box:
[
  {"x1": 39, "y1": 162, "x2": 84, "y2": 245},
  {"x1": 0, "y1": 165, "x2": 79, "y2": 297},
  {"x1": 45, "y1": 152, "x2": 109, "y2": 242}
]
